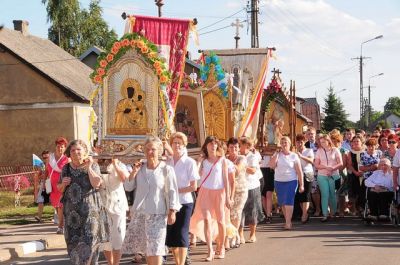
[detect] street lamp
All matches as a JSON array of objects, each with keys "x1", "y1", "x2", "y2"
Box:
[
  {"x1": 358, "y1": 34, "x2": 383, "y2": 128},
  {"x1": 366, "y1": 73, "x2": 384, "y2": 126}
]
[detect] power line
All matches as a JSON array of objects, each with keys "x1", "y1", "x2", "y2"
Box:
[
  {"x1": 0, "y1": 58, "x2": 80, "y2": 67},
  {"x1": 98, "y1": 2, "x2": 246, "y2": 19},
  {"x1": 297, "y1": 65, "x2": 358, "y2": 90},
  {"x1": 262, "y1": 11, "x2": 344, "y2": 61},
  {"x1": 270, "y1": 2, "x2": 352, "y2": 58},
  {"x1": 199, "y1": 24, "x2": 232, "y2": 36},
  {"x1": 198, "y1": 8, "x2": 246, "y2": 31}
]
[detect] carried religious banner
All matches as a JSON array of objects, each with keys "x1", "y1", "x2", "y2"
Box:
[{"x1": 125, "y1": 14, "x2": 197, "y2": 129}]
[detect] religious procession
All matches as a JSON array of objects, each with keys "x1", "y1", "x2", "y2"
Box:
[{"x1": 1, "y1": 1, "x2": 400, "y2": 265}]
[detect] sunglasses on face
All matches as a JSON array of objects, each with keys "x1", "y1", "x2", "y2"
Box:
[
  {"x1": 42, "y1": 156, "x2": 50, "y2": 159},
  {"x1": 388, "y1": 141, "x2": 397, "y2": 144}
]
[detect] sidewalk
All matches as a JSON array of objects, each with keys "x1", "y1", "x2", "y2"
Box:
[{"x1": 0, "y1": 221, "x2": 66, "y2": 262}]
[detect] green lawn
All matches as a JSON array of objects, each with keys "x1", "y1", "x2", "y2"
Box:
[{"x1": 0, "y1": 190, "x2": 54, "y2": 225}]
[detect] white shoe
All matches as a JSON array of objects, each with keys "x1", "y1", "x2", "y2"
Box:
[{"x1": 56, "y1": 227, "x2": 64, "y2": 234}]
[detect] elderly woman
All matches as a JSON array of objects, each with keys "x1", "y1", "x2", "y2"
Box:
[
  {"x1": 365, "y1": 158, "x2": 394, "y2": 220},
  {"x1": 294, "y1": 134, "x2": 314, "y2": 223},
  {"x1": 58, "y1": 140, "x2": 109, "y2": 265},
  {"x1": 48, "y1": 137, "x2": 69, "y2": 234},
  {"x1": 190, "y1": 136, "x2": 230, "y2": 261},
  {"x1": 226, "y1": 137, "x2": 247, "y2": 247},
  {"x1": 270, "y1": 136, "x2": 304, "y2": 229},
  {"x1": 164, "y1": 132, "x2": 199, "y2": 265},
  {"x1": 359, "y1": 138, "x2": 382, "y2": 208},
  {"x1": 122, "y1": 137, "x2": 180, "y2": 265},
  {"x1": 314, "y1": 134, "x2": 343, "y2": 222},
  {"x1": 238, "y1": 137, "x2": 264, "y2": 242},
  {"x1": 101, "y1": 158, "x2": 130, "y2": 265}
]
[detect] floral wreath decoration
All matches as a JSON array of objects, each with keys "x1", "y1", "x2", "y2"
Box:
[
  {"x1": 200, "y1": 53, "x2": 229, "y2": 98},
  {"x1": 89, "y1": 33, "x2": 175, "y2": 139},
  {"x1": 262, "y1": 76, "x2": 282, "y2": 111},
  {"x1": 90, "y1": 33, "x2": 171, "y2": 85}
]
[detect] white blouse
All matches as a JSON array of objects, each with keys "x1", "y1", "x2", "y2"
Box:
[
  {"x1": 200, "y1": 158, "x2": 225, "y2": 190},
  {"x1": 167, "y1": 155, "x2": 200, "y2": 204},
  {"x1": 274, "y1": 152, "x2": 301, "y2": 182}
]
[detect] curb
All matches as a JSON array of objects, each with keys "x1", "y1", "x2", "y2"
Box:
[
  {"x1": 0, "y1": 240, "x2": 46, "y2": 263},
  {"x1": 0, "y1": 236, "x2": 65, "y2": 262}
]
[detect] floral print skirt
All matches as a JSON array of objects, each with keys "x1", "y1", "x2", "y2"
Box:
[
  {"x1": 230, "y1": 190, "x2": 248, "y2": 222},
  {"x1": 122, "y1": 211, "x2": 167, "y2": 256}
]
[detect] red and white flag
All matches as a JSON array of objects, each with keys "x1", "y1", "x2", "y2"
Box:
[{"x1": 238, "y1": 49, "x2": 273, "y2": 140}]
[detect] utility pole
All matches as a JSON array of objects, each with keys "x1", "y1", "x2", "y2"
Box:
[
  {"x1": 155, "y1": 0, "x2": 164, "y2": 17},
  {"x1": 231, "y1": 18, "x2": 244, "y2": 49},
  {"x1": 367, "y1": 72, "x2": 384, "y2": 128},
  {"x1": 352, "y1": 35, "x2": 383, "y2": 129},
  {"x1": 351, "y1": 55, "x2": 369, "y2": 128},
  {"x1": 247, "y1": 0, "x2": 259, "y2": 48}
]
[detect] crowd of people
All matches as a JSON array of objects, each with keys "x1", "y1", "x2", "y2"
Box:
[{"x1": 32, "y1": 126, "x2": 400, "y2": 265}]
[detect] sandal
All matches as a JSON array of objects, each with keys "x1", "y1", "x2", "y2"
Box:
[
  {"x1": 205, "y1": 251, "x2": 214, "y2": 262},
  {"x1": 284, "y1": 224, "x2": 292, "y2": 230},
  {"x1": 247, "y1": 238, "x2": 257, "y2": 243},
  {"x1": 132, "y1": 253, "x2": 144, "y2": 263},
  {"x1": 301, "y1": 215, "x2": 309, "y2": 224},
  {"x1": 215, "y1": 250, "x2": 225, "y2": 259}
]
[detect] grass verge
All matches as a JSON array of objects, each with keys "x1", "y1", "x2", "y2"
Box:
[{"x1": 0, "y1": 191, "x2": 54, "y2": 225}]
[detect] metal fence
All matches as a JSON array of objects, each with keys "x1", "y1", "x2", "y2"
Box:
[{"x1": 0, "y1": 165, "x2": 37, "y2": 207}]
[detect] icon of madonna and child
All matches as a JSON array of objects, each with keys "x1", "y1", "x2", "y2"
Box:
[{"x1": 113, "y1": 79, "x2": 147, "y2": 130}]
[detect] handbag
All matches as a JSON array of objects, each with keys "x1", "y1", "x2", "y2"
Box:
[
  {"x1": 41, "y1": 190, "x2": 50, "y2": 204},
  {"x1": 45, "y1": 178, "x2": 52, "y2": 194}
]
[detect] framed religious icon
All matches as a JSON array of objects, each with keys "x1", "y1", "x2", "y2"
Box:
[
  {"x1": 101, "y1": 50, "x2": 159, "y2": 138},
  {"x1": 174, "y1": 90, "x2": 206, "y2": 152}
]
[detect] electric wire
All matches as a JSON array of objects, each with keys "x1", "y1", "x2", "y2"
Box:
[
  {"x1": 199, "y1": 24, "x2": 232, "y2": 36},
  {"x1": 297, "y1": 65, "x2": 358, "y2": 90},
  {"x1": 198, "y1": 8, "x2": 246, "y2": 31}
]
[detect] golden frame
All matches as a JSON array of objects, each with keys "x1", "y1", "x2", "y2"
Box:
[{"x1": 101, "y1": 50, "x2": 159, "y2": 139}]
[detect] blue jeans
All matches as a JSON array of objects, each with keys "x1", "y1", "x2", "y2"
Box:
[{"x1": 317, "y1": 175, "x2": 337, "y2": 217}]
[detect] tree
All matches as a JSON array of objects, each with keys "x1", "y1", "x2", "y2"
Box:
[
  {"x1": 384, "y1": 97, "x2": 400, "y2": 115},
  {"x1": 369, "y1": 110, "x2": 383, "y2": 124},
  {"x1": 42, "y1": 0, "x2": 117, "y2": 57},
  {"x1": 322, "y1": 86, "x2": 349, "y2": 132}
]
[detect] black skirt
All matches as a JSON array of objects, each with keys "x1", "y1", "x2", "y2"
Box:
[{"x1": 166, "y1": 203, "x2": 194, "y2": 248}]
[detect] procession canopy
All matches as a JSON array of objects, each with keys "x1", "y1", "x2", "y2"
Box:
[{"x1": 203, "y1": 48, "x2": 273, "y2": 141}]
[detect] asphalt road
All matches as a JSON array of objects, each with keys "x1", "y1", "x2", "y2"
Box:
[{"x1": 6, "y1": 216, "x2": 400, "y2": 265}]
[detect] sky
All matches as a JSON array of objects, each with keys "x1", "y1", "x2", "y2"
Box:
[{"x1": 1, "y1": 0, "x2": 399, "y2": 122}]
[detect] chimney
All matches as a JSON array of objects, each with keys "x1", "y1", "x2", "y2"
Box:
[{"x1": 13, "y1": 20, "x2": 29, "y2": 36}]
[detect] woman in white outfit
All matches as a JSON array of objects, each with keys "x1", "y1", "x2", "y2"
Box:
[
  {"x1": 101, "y1": 158, "x2": 130, "y2": 265},
  {"x1": 122, "y1": 136, "x2": 181, "y2": 265},
  {"x1": 164, "y1": 132, "x2": 200, "y2": 265}
]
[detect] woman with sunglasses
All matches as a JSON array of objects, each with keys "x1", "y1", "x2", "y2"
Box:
[{"x1": 383, "y1": 134, "x2": 398, "y2": 164}]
